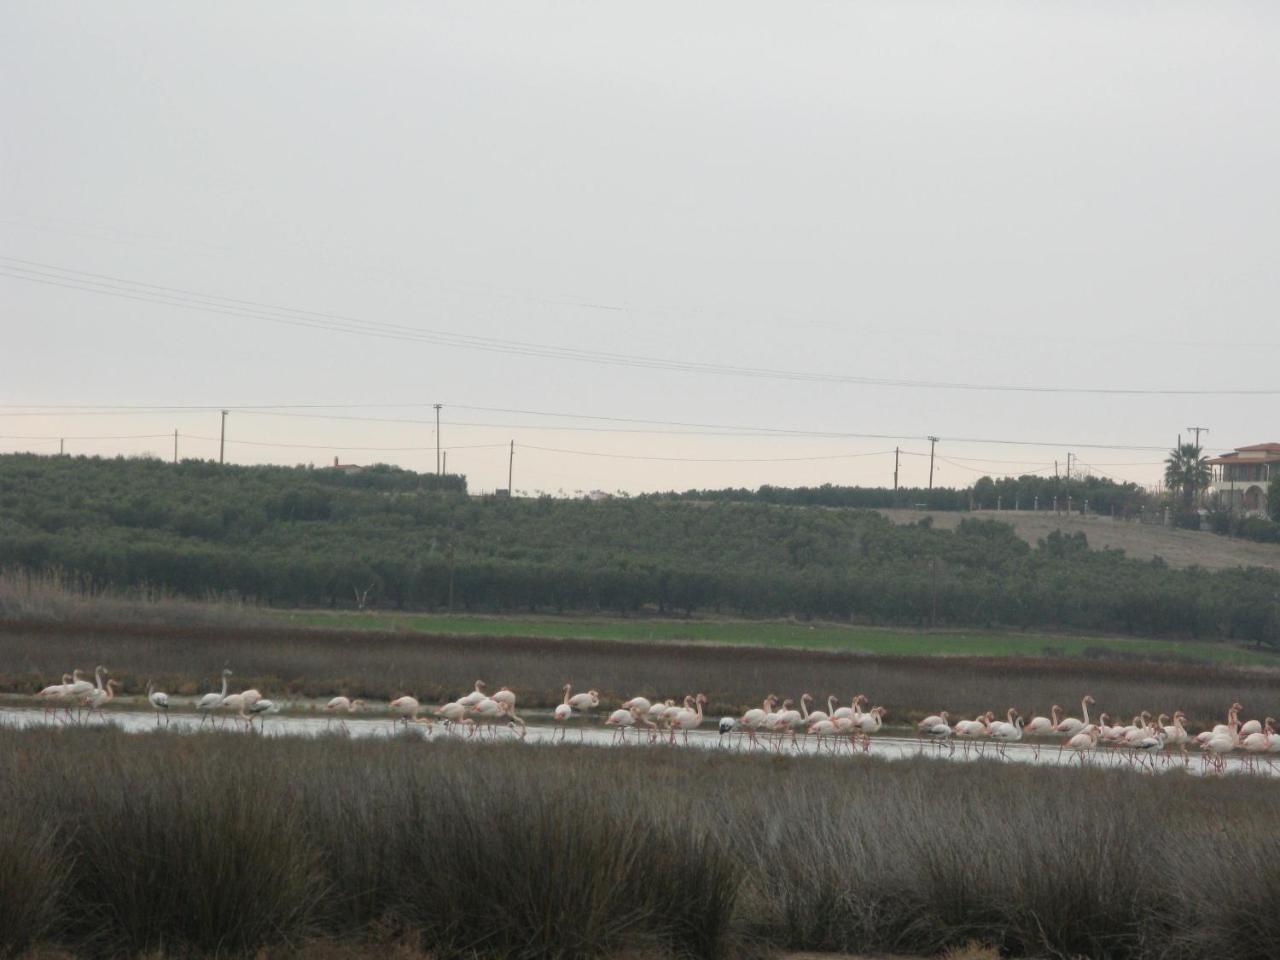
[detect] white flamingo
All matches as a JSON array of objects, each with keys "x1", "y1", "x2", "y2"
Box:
[
  {"x1": 323, "y1": 696, "x2": 364, "y2": 731},
  {"x1": 389, "y1": 695, "x2": 423, "y2": 731},
  {"x1": 1025, "y1": 705, "x2": 1062, "y2": 736},
  {"x1": 669, "y1": 694, "x2": 707, "y2": 744},
  {"x1": 1054, "y1": 695, "x2": 1095, "y2": 737},
  {"x1": 83, "y1": 678, "x2": 121, "y2": 722},
  {"x1": 147, "y1": 680, "x2": 170, "y2": 726},
  {"x1": 458, "y1": 681, "x2": 487, "y2": 708},
  {"x1": 35, "y1": 673, "x2": 73, "y2": 721},
  {"x1": 197, "y1": 669, "x2": 232, "y2": 726}
]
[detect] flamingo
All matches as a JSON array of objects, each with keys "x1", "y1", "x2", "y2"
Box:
[
  {"x1": 197, "y1": 669, "x2": 232, "y2": 726},
  {"x1": 737, "y1": 695, "x2": 776, "y2": 747},
  {"x1": 147, "y1": 680, "x2": 170, "y2": 726},
  {"x1": 552, "y1": 685, "x2": 575, "y2": 742},
  {"x1": 831, "y1": 695, "x2": 866, "y2": 723},
  {"x1": 239, "y1": 688, "x2": 263, "y2": 708},
  {"x1": 83, "y1": 678, "x2": 121, "y2": 722},
  {"x1": 1241, "y1": 718, "x2": 1274, "y2": 770},
  {"x1": 917, "y1": 711, "x2": 949, "y2": 733},
  {"x1": 1054, "y1": 696, "x2": 1095, "y2": 737},
  {"x1": 431, "y1": 700, "x2": 473, "y2": 735},
  {"x1": 622, "y1": 695, "x2": 652, "y2": 714},
  {"x1": 323, "y1": 696, "x2": 364, "y2": 731},
  {"x1": 920, "y1": 720, "x2": 953, "y2": 754},
  {"x1": 717, "y1": 717, "x2": 737, "y2": 736},
  {"x1": 1065, "y1": 725, "x2": 1099, "y2": 765},
  {"x1": 605, "y1": 706, "x2": 638, "y2": 743},
  {"x1": 491, "y1": 686, "x2": 516, "y2": 710},
  {"x1": 35, "y1": 673, "x2": 73, "y2": 721},
  {"x1": 467, "y1": 696, "x2": 504, "y2": 737},
  {"x1": 243, "y1": 698, "x2": 276, "y2": 732},
  {"x1": 458, "y1": 681, "x2": 488, "y2": 708},
  {"x1": 990, "y1": 712, "x2": 1025, "y2": 756},
  {"x1": 799, "y1": 693, "x2": 830, "y2": 726},
  {"x1": 669, "y1": 694, "x2": 706, "y2": 744},
  {"x1": 566, "y1": 686, "x2": 600, "y2": 713},
  {"x1": 218, "y1": 692, "x2": 251, "y2": 730},
  {"x1": 497, "y1": 700, "x2": 527, "y2": 739},
  {"x1": 854, "y1": 706, "x2": 886, "y2": 751},
  {"x1": 389, "y1": 695, "x2": 423, "y2": 731},
  {"x1": 1025, "y1": 705, "x2": 1062, "y2": 736},
  {"x1": 1134, "y1": 729, "x2": 1168, "y2": 772}
]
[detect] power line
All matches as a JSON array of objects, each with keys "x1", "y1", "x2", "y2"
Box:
[
  {"x1": 6, "y1": 255, "x2": 1280, "y2": 396},
  {"x1": 0, "y1": 401, "x2": 1178, "y2": 453},
  {"x1": 517, "y1": 444, "x2": 900, "y2": 464}
]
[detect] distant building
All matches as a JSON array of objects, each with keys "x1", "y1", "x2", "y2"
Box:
[
  {"x1": 586, "y1": 490, "x2": 613, "y2": 501},
  {"x1": 329, "y1": 455, "x2": 365, "y2": 476},
  {"x1": 1207, "y1": 443, "x2": 1280, "y2": 516}
]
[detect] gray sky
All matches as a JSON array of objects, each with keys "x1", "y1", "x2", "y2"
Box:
[{"x1": 3, "y1": 1, "x2": 1278, "y2": 494}]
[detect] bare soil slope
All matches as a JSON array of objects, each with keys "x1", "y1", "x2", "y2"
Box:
[{"x1": 880, "y1": 508, "x2": 1280, "y2": 573}]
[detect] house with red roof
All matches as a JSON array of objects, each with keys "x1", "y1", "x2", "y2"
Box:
[{"x1": 1206, "y1": 443, "x2": 1280, "y2": 515}]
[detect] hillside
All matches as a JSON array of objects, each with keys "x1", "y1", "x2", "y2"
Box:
[
  {"x1": 880, "y1": 509, "x2": 1280, "y2": 573},
  {"x1": 2, "y1": 454, "x2": 1280, "y2": 646}
]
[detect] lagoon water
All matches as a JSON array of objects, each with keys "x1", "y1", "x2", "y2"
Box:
[{"x1": 2, "y1": 698, "x2": 1268, "y2": 779}]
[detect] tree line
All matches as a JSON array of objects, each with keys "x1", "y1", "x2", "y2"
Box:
[{"x1": 1, "y1": 454, "x2": 1277, "y2": 646}]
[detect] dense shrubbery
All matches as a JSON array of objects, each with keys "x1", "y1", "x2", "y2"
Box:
[
  {"x1": 2, "y1": 726, "x2": 1279, "y2": 960},
  {"x1": 2, "y1": 454, "x2": 1279, "y2": 645},
  {"x1": 1208, "y1": 511, "x2": 1280, "y2": 544}
]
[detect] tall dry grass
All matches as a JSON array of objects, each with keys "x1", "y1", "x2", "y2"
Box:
[
  {"x1": 1, "y1": 725, "x2": 1277, "y2": 959},
  {"x1": 0, "y1": 567, "x2": 256, "y2": 629},
  {"x1": 3, "y1": 618, "x2": 1278, "y2": 730}
]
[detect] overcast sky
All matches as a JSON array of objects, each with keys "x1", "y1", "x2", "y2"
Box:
[{"x1": 3, "y1": 2, "x2": 1277, "y2": 494}]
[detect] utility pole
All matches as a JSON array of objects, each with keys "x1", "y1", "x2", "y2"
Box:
[
  {"x1": 1066, "y1": 452, "x2": 1073, "y2": 482},
  {"x1": 442, "y1": 450, "x2": 447, "y2": 476},
  {"x1": 927, "y1": 436, "x2": 939, "y2": 490},
  {"x1": 173, "y1": 430, "x2": 178, "y2": 464},
  {"x1": 508, "y1": 440, "x2": 514, "y2": 495},
  {"x1": 893, "y1": 447, "x2": 900, "y2": 491},
  {"x1": 433, "y1": 403, "x2": 443, "y2": 475},
  {"x1": 59, "y1": 438, "x2": 64, "y2": 456},
  {"x1": 1186, "y1": 426, "x2": 1209, "y2": 449},
  {"x1": 219, "y1": 410, "x2": 228, "y2": 464}
]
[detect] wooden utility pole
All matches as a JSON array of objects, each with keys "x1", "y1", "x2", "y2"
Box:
[
  {"x1": 219, "y1": 410, "x2": 228, "y2": 464},
  {"x1": 927, "y1": 436, "x2": 939, "y2": 490},
  {"x1": 442, "y1": 450, "x2": 447, "y2": 476},
  {"x1": 173, "y1": 430, "x2": 178, "y2": 463},
  {"x1": 59, "y1": 438, "x2": 64, "y2": 456},
  {"x1": 1186, "y1": 425, "x2": 1209, "y2": 448},
  {"x1": 893, "y1": 447, "x2": 900, "y2": 490},
  {"x1": 508, "y1": 440, "x2": 514, "y2": 494},
  {"x1": 434, "y1": 403, "x2": 443, "y2": 475}
]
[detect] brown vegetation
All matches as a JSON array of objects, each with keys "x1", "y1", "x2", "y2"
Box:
[
  {"x1": 2, "y1": 726, "x2": 1278, "y2": 960},
  {"x1": 3, "y1": 618, "x2": 1278, "y2": 730}
]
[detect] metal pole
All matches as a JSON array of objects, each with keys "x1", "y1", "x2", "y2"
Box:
[
  {"x1": 219, "y1": 410, "x2": 228, "y2": 464},
  {"x1": 434, "y1": 403, "x2": 442, "y2": 475},
  {"x1": 927, "y1": 436, "x2": 939, "y2": 490},
  {"x1": 893, "y1": 447, "x2": 899, "y2": 491},
  {"x1": 173, "y1": 430, "x2": 178, "y2": 463},
  {"x1": 508, "y1": 440, "x2": 514, "y2": 494}
]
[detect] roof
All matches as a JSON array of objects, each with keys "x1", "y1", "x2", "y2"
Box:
[{"x1": 1206, "y1": 447, "x2": 1280, "y2": 466}]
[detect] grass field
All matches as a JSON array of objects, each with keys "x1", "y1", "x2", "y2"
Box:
[
  {"x1": 271, "y1": 608, "x2": 1280, "y2": 669},
  {"x1": 2, "y1": 726, "x2": 1277, "y2": 960}
]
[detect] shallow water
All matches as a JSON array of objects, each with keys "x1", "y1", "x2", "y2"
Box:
[{"x1": 2, "y1": 700, "x2": 1271, "y2": 778}]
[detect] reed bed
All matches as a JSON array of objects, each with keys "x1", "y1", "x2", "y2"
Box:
[
  {"x1": 3, "y1": 619, "x2": 1278, "y2": 730},
  {"x1": 0, "y1": 725, "x2": 1277, "y2": 960}
]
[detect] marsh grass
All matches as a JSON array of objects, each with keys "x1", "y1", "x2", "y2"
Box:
[
  {"x1": 2, "y1": 725, "x2": 1279, "y2": 959},
  {"x1": 3, "y1": 618, "x2": 1278, "y2": 730}
]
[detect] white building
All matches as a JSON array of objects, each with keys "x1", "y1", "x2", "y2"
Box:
[{"x1": 1207, "y1": 443, "x2": 1280, "y2": 516}]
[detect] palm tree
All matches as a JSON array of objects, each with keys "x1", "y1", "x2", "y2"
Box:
[{"x1": 1165, "y1": 443, "x2": 1212, "y2": 510}]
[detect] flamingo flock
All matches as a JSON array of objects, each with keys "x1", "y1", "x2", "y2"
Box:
[{"x1": 24, "y1": 669, "x2": 1278, "y2": 774}]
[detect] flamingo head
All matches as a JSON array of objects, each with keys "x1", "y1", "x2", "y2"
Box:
[
  {"x1": 222, "y1": 668, "x2": 233, "y2": 677},
  {"x1": 72, "y1": 669, "x2": 84, "y2": 680},
  {"x1": 696, "y1": 693, "x2": 707, "y2": 704},
  {"x1": 940, "y1": 711, "x2": 949, "y2": 721},
  {"x1": 475, "y1": 680, "x2": 486, "y2": 691},
  {"x1": 801, "y1": 693, "x2": 812, "y2": 703},
  {"x1": 1084, "y1": 696, "x2": 1095, "y2": 705}
]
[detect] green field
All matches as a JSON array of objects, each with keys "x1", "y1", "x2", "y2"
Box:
[{"x1": 269, "y1": 609, "x2": 1280, "y2": 668}]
